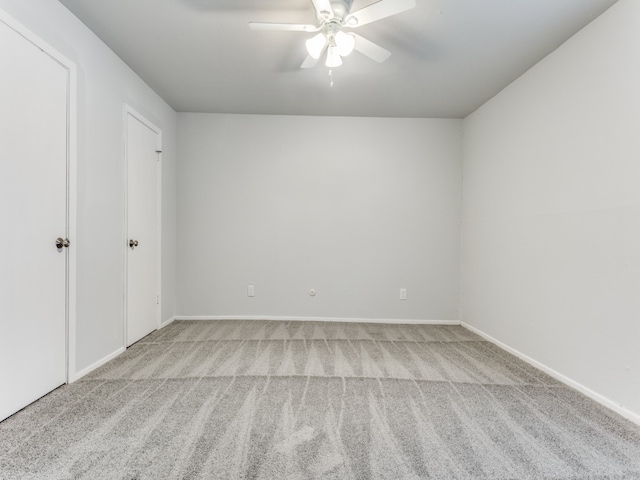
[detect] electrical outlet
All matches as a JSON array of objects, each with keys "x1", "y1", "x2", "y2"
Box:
[
  {"x1": 247, "y1": 284, "x2": 255, "y2": 297},
  {"x1": 400, "y1": 288, "x2": 407, "y2": 300}
]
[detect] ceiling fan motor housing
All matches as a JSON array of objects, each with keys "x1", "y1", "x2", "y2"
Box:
[{"x1": 324, "y1": 0, "x2": 353, "y2": 21}]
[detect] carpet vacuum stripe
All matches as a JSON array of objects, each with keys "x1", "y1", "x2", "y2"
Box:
[{"x1": 1, "y1": 320, "x2": 639, "y2": 479}]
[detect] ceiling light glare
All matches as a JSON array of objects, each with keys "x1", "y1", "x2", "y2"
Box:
[
  {"x1": 306, "y1": 33, "x2": 327, "y2": 59},
  {"x1": 335, "y1": 31, "x2": 355, "y2": 57},
  {"x1": 325, "y1": 45, "x2": 343, "y2": 68}
]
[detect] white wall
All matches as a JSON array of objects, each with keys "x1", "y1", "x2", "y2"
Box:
[
  {"x1": 178, "y1": 114, "x2": 462, "y2": 321},
  {"x1": 462, "y1": 0, "x2": 640, "y2": 420},
  {"x1": 0, "y1": 0, "x2": 177, "y2": 375}
]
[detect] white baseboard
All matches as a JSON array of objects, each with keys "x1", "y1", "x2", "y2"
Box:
[
  {"x1": 69, "y1": 317, "x2": 175, "y2": 383},
  {"x1": 175, "y1": 315, "x2": 461, "y2": 325},
  {"x1": 461, "y1": 322, "x2": 640, "y2": 427},
  {"x1": 69, "y1": 346, "x2": 126, "y2": 383},
  {"x1": 159, "y1": 316, "x2": 176, "y2": 329}
]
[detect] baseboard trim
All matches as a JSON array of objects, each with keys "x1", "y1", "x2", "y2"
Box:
[
  {"x1": 69, "y1": 346, "x2": 126, "y2": 383},
  {"x1": 70, "y1": 317, "x2": 175, "y2": 382},
  {"x1": 461, "y1": 322, "x2": 640, "y2": 426},
  {"x1": 159, "y1": 316, "x2": 176, "y2": 329},
  {"x1": 175, "y1": 315, "x2": 461, "y2": 325}
]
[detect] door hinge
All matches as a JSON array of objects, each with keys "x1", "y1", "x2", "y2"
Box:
[{"x1": 156, "y1": 294, "x2": 160, "y2": 305}]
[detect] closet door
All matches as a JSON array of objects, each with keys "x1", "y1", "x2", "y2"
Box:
[
  {"x1": 126, "y1": 110, "x2": 161, "y2": 346},
  {"x1": 0, "y1": 18, "x2": 69, "y2": 421}
]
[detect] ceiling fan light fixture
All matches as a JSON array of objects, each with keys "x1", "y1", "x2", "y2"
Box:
[
  {"x1": 335, "y1": 31, "x2": 355, "y2": 57},
  {"x1": 250, "y1": 0, "x2": 418, "y2": 70},
  {"x1": 325, "y1": 45, "x2": 343, "y2": 68},
  {"x1": 306, "y1": 33, "x2": 327, "y2": 59}
]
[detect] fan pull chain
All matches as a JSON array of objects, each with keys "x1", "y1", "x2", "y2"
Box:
[{"x1": 329, "y1": 69, "x2": 334, "y2": 88}]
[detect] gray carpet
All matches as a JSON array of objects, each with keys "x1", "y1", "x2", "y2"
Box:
[{"x1": 1, "y1": 320, "x2": 640, "y2": 479}]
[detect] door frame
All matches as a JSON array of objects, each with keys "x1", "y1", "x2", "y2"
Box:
[
  {"x1": 123, "y1": 105, "x2": 162, "y2": 347},
  {"x1": 0, "y1": 9, "x2": 78, "y2": 384}
]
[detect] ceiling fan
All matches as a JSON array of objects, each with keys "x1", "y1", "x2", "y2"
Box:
[{"x1": 249, "y1": 0, "x2": 416, "y2": 69}]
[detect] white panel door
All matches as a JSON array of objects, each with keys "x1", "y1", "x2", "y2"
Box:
[
  {"x1": 0, "y1": 20, "x2": 68, "y2": 421},
  {"x1": 126, "y1": 112, "x2": 160, "y2": 346}
]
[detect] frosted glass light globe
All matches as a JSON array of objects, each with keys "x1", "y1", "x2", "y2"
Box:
[
  {"x1": 306, "y1": 33, "x2": 327, "y2": 59},
  {"x1": 335, "y1": 31, "x2": 355, "y2": 57}
]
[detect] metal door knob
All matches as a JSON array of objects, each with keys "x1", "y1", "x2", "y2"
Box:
[
  {"x1": 55, "y1": 237, "x2": 70, "y2": 249},
  {"x1": 129, "y1": 239, "x2": 139, "y2": 248}
]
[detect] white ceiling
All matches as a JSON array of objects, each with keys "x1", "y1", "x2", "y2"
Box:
[{"x1": 59, "y1": 0, "x2": 619, "y2": 118}]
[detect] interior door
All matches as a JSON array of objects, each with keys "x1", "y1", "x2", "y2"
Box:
[
  {"x1": 0, "y1": 19, "x2": 68, "y2": 421},
  {"x1": 126, "y1": 111, "x2": 160, "y2": 346}
]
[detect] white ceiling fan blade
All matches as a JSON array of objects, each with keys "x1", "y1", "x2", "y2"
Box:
[
  {"x1": 352, "y1": 34, "x2": 391, "y2": 63},
  {"x1": 311, "y1": 0, "x2": 333, "y2": 19},
  {"x1": 346, "y1": 0, "x2": 416, "y2": 27},
  {"x1": 249, "y1": 22, "x2": 319, "y2": 32},
  {"x1": 301, "y1": 55, "x2": 320, "y2": 69}
]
